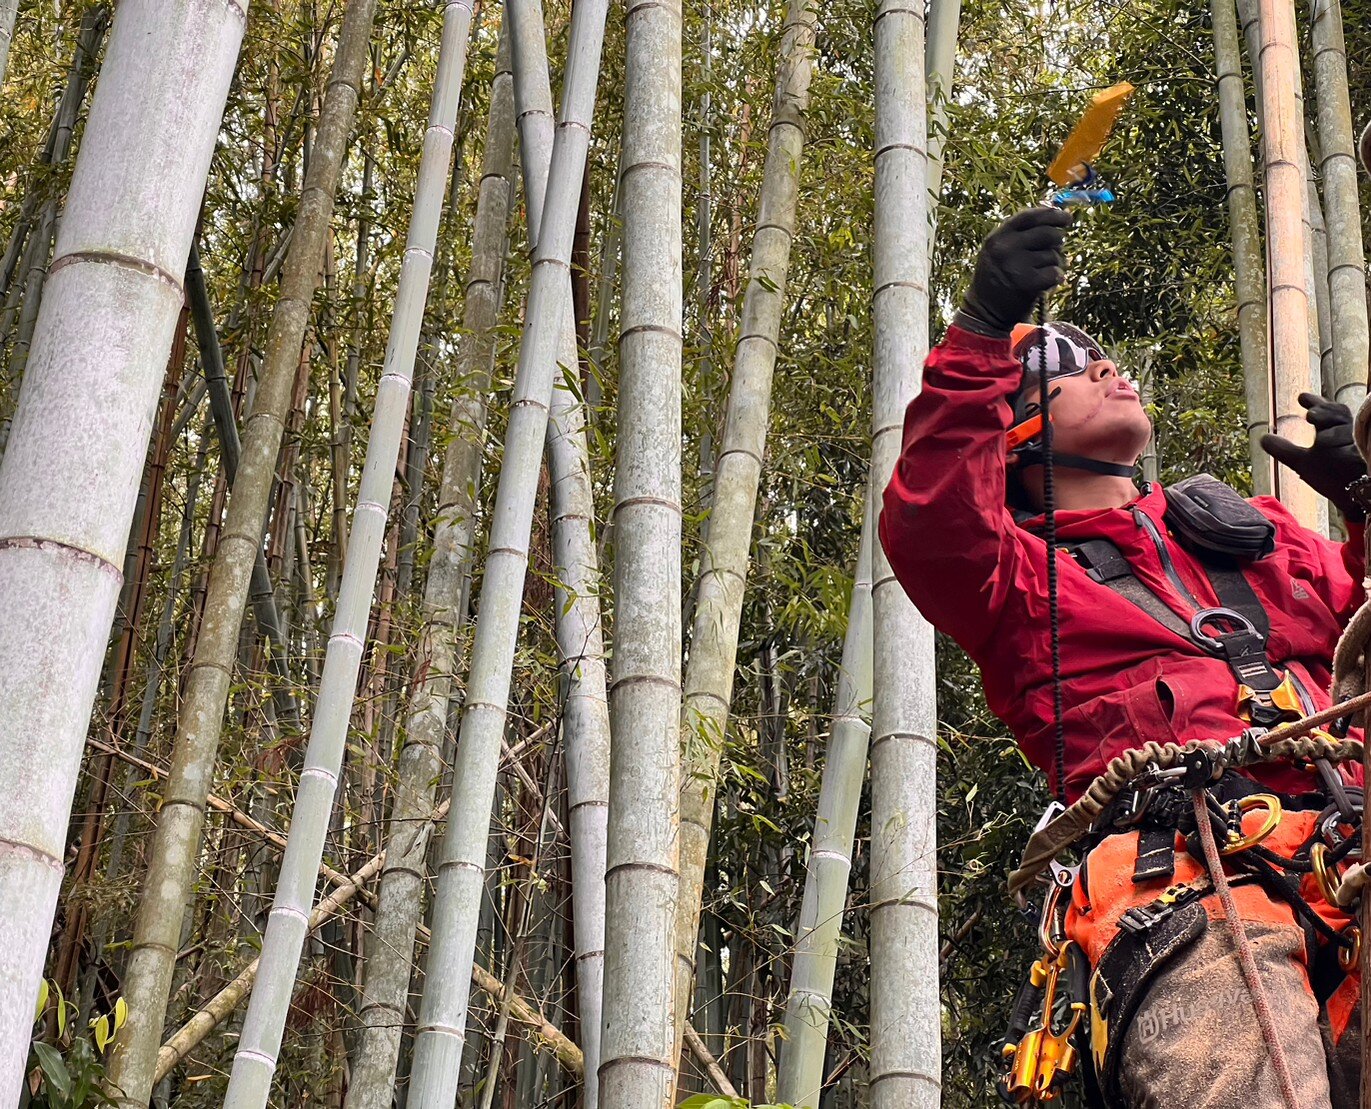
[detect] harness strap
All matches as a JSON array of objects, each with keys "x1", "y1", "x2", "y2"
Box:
[
  {"x1": 1069, "y1": 539, "x2": 1193, "y2": 642},
  {"x1": 1064, "y1": 536, "x2": 1298, "y2": 726}
]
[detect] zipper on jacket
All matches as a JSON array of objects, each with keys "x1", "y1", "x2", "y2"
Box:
[{"x1": 1131, "y1": 506, "x2": 1203, "y2": 614}]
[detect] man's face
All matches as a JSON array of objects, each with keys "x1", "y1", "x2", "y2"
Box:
[{"x1": 1042, "y1": 356, "x2": 1153, "y2": 464}]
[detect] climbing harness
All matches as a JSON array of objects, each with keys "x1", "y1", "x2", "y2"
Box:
[
  {"x1": 999, "y1": 718, "x2": 1369, "y2": 1107},
  {"x1": 1063, "y1": 475, "x2": 1311, "y2": 731}
]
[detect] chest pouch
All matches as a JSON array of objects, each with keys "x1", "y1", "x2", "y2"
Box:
[{"x1": 1162, "y1": 473, "x2": 1276, "y2": 562}]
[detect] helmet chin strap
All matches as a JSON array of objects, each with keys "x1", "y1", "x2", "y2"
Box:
[{"x1": 1016, "y1": 450, "x2": 1138, "y2": 479}]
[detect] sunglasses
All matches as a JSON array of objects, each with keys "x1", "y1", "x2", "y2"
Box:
[{"x1": 1015, "y1": 323, "x2": 1106, "y2": 381}]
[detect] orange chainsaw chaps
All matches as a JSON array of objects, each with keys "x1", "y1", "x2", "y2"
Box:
[{"x1": 1064, "y1": 809, "x2": 1349, "y2": 969}]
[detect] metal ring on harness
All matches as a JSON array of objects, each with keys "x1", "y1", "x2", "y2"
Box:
[
  {"x1": 1312, "y1": 841, "x2": 1345, "y2": 906},
  {"x1": 1218, "y1": 793, "x2": 1282, "y2": 855},
  {"x1": 1339, "y1": 925, "x2": 1360, "y2": 971},
  {"x1": 1188, "y1": 607, "x2": 1259, "y2": 654}
]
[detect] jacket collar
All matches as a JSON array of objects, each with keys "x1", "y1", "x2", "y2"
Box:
[{"x1": 1020, "y1": 482, "x2": 1163, "y2": 541}]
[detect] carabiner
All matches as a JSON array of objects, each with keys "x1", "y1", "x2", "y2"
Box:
[{"x1": 1219, "y1": 793, "x2": 1282, "y2": 856}]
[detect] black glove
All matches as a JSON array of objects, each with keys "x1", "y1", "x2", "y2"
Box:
[
  {"x1": 955, "y1": 207, "x2": 1072, "y2": 337},
  {"x1": 1260, "y1": 393, "x2": 1369, "y2": 522}
]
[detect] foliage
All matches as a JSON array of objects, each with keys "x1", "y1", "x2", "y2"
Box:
[{"x1": 26, "y1": 982, "x2": 125, "y2": 1109}]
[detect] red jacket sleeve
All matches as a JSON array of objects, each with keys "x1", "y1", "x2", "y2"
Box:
[
  {"x1": 1250, "y1": 495, "x2": 1366, "y2": 624},
  {"x1": 878, "y1": 325, "x2": 1028, "y2": 656}
]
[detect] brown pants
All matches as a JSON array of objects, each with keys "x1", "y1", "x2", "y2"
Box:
[{"x1": 1119, "y1": 923, "x2": 1359, "y2": 1109}]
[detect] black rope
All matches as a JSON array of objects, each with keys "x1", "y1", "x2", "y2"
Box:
[{"x1": 1038, "y1": 294, "x2": 1067, "y2": 805}]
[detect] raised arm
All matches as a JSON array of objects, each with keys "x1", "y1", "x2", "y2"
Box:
[
  {"x1": 878, "y1": 206, "x2": 1070, "y2": 655},
  {"x1": 879, "y1": 327, "x2": 1029, "y2": 653},
  {"x1": 1259, "y1": 392, "x2": 1370, "y2": 622}
]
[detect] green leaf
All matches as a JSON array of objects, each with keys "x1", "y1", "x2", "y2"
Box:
[
  {"x1": 113, "y1": 997, "x2": 128, "y2": 1032},
  {"x1": 32, "y1": 1041, "x2": 71, "y2": 1100},
  {"x1": 33, "y1": 979, "x2": 48, "y2": 1024}
]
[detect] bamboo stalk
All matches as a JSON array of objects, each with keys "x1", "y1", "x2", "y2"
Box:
[
  {"x1": 108, "y1": 2, "x2": 378, "y2": 1102},
  {"x1": 0, "y1": 0, "x2": 246, "y2": 1098},
  {"x1": 1211, "y1": 0, "x2": 1271, "y2": 494},
  {"x1": 778, "y1": 511, "x2": 873, "y2": 1108},
  {"x1": 506, "y1": 0, "x2": 613, "y2": 1099},
  {"x1": 186, "y1": 243, "x2": 299, "y2": 727},
  {"x1": 672, "y1": 0, "x2": 818, "y2": 1058},
  {"x1": 0, "y1": 0, "x2": 16, "y2": 94},
  {"x1": 1255, "y1": 0, "x2": 1318, "y2": 526},
  {"x1": 1310, "y1": 0, "x2": 1368, "y2": 409},
  {"x1": 598, "y1": 0, "x2": 683, "y2": 1101},
  {"x1": 347, "y1": 22, "x2": 518, "y2": 1109},
  {"x1": 685, "y1": 1025, "x2": 738, "y2": 1099},
  {"x1": 869, "y1": 0, "x2": 940, "y2": 1104},
  {"x1": 406, "y1": 0, "x2": 611, "y2": 1100},
  {"x1": 223, "y1": 6, "x2": 477, "y2": 1105},
  {"x1": 153, "y1": 792, "x2": 582, "y2": 1084}
]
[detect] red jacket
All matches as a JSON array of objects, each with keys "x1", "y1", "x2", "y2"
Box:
[{"x1": 879, "y1": 325, "x2": 1365, "y2": 801}]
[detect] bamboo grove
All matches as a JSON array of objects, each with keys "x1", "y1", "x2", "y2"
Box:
[{"x1": 1, "y1": 0, "x2": 1370, "y2": 1105}]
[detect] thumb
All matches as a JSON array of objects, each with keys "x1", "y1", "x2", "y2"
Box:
[{"x1": 1260, "y1": 432, "x2": 1309, "y2": 469}]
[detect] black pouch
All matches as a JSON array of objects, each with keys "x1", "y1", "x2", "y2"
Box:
[{"x1": 1163, "y1": 473, "x2": 1276, "y2": 561}]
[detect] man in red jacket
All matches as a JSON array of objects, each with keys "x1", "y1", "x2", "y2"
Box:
[{"x1": 880, "y1": 207, "x2": 1367, "y2": 1108}]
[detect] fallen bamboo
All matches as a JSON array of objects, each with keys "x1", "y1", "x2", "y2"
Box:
[
  {"x1": 684, "y1": 1025, "x2": 738, "y2": 1098},
  {"x1": 153, "y1": 798, "x2": 583, "y2": 1083},
  {"x1": 86, "y1": 737, "x2": 366, "y2": 905}
]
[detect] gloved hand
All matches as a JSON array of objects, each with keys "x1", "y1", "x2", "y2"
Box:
[
  {"x1": 955, "y1": 206, "x2": 1072, "y2": 337},
  {"x1": 1260, "y1": 393, "x2": 1369, "y2": 522}
]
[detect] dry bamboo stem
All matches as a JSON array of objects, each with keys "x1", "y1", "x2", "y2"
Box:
[
  {"x1": 0, "y1": 0, "x2": 246, "y2": 1097},
  {"x1": 1256, "y1": 0, "x2": 1319, "y2": 527},
  {"x1": 85, "y1": 737, "x2": 364, "y2": 901},
  {"x1": 684, "y1": 1025, "x2": 738, "y2": 1099}
]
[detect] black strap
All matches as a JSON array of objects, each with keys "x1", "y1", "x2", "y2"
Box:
[
  {"x1": 1065, "y1": 539, "x2": 1273, "y2": 652},
  {"x1": 1066, "y1": 539, "x2": 1192, "y2": 643},
  {"x1": 1132, "y1": 825, "x2": 1177, "y2": 884},
  {"x1": 1203, "y1": 559, "x2": 1270, "y2": 638}
]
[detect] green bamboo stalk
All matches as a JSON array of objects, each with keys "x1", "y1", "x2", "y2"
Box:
[
  {"x1": 506, "y1": 0, "x2": 612, "y2": 1097},
  {"x1": 597, "y1": 0, "x2": 683, "y2": 1101},
  {"x1": 222, "y1": 5, "x2": 477, "y2": 1104},
  {"x1": 346, "y1": 21, "x2": 517, "y2": 1109},
  {"x1": 0, "y1": 0, "x2": 246, "y2": 1099},
  {"x1": 672, "y1": 0, "x2": 818, "y2": 1054},
  {"x1": 777, "y1": 511, "x2": 872, "y2": 1108},
  {"x1": 1210, "y1": 0, "x2": 1270, "y2": 495},
  {"x1": 107, "y1": 2, "x2": 378, "y2": 1102},
  {"x1": 406, "y1": 0, "x2": 610, "y2": 1099},
  {"x1": 868, "y1": 0, "x2": 940, "y2": 1103},
  {"x1": 1310, "y1": 0, "x2": 1368, "y2": 408}
]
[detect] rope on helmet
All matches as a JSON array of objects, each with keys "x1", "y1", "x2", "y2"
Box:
[{"x1": 1037, "y1": 294, "x2": 1067, "y2": 806}]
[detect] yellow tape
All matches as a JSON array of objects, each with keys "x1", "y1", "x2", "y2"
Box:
[{"x1": 1047, "y1": 82, "x2": 1135, "y2": 187}]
